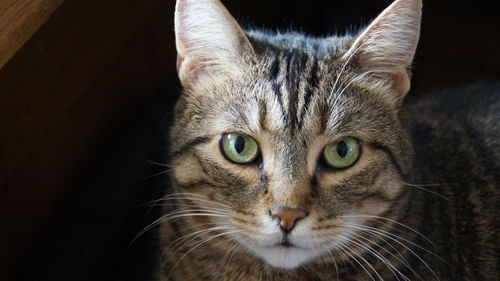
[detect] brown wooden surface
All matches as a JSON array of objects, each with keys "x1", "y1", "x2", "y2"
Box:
[
  {"x1": 0, "y1": 0, "x2": 64, "y2": 69},
  {"x1": 0, "y1": 0, "x2": 175, "y2": 279}
]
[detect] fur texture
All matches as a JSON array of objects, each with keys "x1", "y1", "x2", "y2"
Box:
[{"x1": 157, "y1": 0, "x2": 499, "y2": 280}]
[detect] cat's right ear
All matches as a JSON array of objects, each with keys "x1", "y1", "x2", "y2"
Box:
[
  {"x1": 342, "y1": 0, "x2": 422, "y2": 99},
  {"x1": 175, "y1": 0, "x2": 253, "y2": 87}
]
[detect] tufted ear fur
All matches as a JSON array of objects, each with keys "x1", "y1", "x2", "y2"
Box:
[
  {"x1": 343, "y1": 0, "x2": 422, "y2": 98},
  {"x1": 175, "y1": 0, "x2": 254, "y2": 87}
]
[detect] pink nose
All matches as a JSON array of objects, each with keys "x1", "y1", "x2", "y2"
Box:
[{"x1": 270, "y1": 207, "x2": 308, "y2": 232}]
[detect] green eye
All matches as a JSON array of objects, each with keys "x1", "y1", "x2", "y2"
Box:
[
  {"x1": 323, "y1": 137, "x2": 360, "y2": 169},
  {"x1": 221, "y1": 133, "x2": 259, "y2": 164}
]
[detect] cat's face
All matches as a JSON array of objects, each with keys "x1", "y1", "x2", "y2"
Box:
[{"x1": 169, "y1": 0, "x2": 420, "y2": 269}]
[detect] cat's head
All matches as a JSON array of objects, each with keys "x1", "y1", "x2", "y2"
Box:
[{"x1": 169, "y1": 0, "x2": 421, "y2": 269}]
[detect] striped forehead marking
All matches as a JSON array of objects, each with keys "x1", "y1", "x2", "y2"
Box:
[{"x1": 266, "y1": 50, "x2": 322, "y2": 131}]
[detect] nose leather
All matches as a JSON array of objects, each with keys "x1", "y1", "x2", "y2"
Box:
[{"x1": 270, "y1": 207, "x2": 307, "y2": 232}]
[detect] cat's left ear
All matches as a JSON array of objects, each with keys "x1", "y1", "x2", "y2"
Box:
[
  {"x1": 175, "y1": 0, "x2": 254, "y2": 87},
  {"x1": 343, "y1": 0, "x2": 422, "y2": 98}
]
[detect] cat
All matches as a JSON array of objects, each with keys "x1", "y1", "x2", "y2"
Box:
[{"x1": 156, "y1": 0, "x2": 499, "y2": 280}]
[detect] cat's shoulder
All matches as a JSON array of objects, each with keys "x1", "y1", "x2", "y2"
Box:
[
  {"x1": 407, "y1": 82, "x2": 499, "y2": 132},
  {"x1": 407, "y1": 81, "x2": 499, "y2": 171},
  {"x1": 407, "y1": 81, "x2": 500, "y2": 117}
]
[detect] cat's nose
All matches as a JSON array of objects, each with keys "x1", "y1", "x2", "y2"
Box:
[{"x1": 270, "y1": 207, "x2": 308, "y2": 232}]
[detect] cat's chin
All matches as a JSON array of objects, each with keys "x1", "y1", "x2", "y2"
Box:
[{"x1": 248, "y1": 245, "x2": 318, "y2": 269}]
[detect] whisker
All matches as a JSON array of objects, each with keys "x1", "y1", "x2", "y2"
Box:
[
  {"x1": 329, "y1": 71, "x2": 375, "y2": 128},
  {"x1": 131, "y1": 210, "x2": 231, "y2": 245},
  {"x1": 157, "y1": 225, "x2": 236, "y2": 270},
  {"x1": 326, "y1": 248, "x2": 340, "y2": 279},
  {"x1": 337, "y1": 242, "x2": 377, "y2": 281},
  {"x1": 346, "y1": 234, "x2": 410, "y2": 281},
  {"x1": 339, "y1": 215, "x2": 436, "y2": 247},
  {"x1": 154, "y1": 203, "x2": 231, "y2": 215},
  {"x1": 165, "y1": 230, "x2": 240, "y2": 280},
  {"x1": 309, "y1": 230, "x2": 340, "y2": 278},
  {"x1": 167, "y1": 225, "x2": 236, "y2": 255},
  {"x1": 162, "y1": 207, "x2": 230, "y2": 217},
  {"x1": 135, "y1": 156, "x2": 173, "y2": 180},
  {"x1": 336, "y1": 70, "x2": 376, "y2": 98},
  {"x1": 350, "y1": 231, "x2": 423, "y2": 281},
  {"x1": 341, "y1": 222, "x2": 444, "y2": 262},
  {"x1": 341, "y1": 223, "x2": 442, "y2": 281},
  {"x1": 138, "y1": 156, "x2": 173, "y2": 167},
  {"x1": 329, "y1": 42, "x2": 368, "y2": 101},
  {"x1": 403, "y1": 182, "x2": 450, "y2": 201},
  {"x1": 219, "y1": 240, "x2": 241, "y2": 268},
  {"x1": 222, "y1": 239, "x2": 245, "y2": 277},
  {"x1": 157, "y1": 193, "x2": 230, "y2": 209},
  {"x1": 342, "y1": 237, "x2": 385, "y2": 281},
  {"x1": 138, "y1": 169, "x2": 172, "y2": 180}
]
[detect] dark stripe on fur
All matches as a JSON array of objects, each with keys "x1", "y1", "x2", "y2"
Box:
[
  {"x1": 299, "y1": 58, "x2": 319, "y2": 127},
  {"x1": 268, "y1": 56, "x2": 288, "y2": 123},
  {"x1": 361, "y1": 189, "x2": 405, "y2": 203},
  {"x1": 372, "y1": 143, "x2": 405, "y2": 177},
  {"x1": 258, "y1": 99, "x2": 269, "y2": 131},
  {"x1": 175, "y1": 179, "x2": 216, "y2": 189},
  {"x1": 272, "y1": 82, "x2": 287, "y2": 123},
  {"x1": 317, "y1": 102, "x2": 329, "y2": 135},
  {"x1": 268, "y1": 56, "x2": 281, "y2": 82},
  {"x1": 286, "y1": 50, "x2": 309, "y2": 129},
  {"x1": 171, "y1": 136, "x2": 211, "y2": 158},
  {"x1": 286, "y1": 52, "x2": 299, "y2": 129}
]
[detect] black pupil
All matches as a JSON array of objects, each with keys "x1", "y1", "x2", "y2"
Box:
[
  {"x1": 337, "y1": 141, "x2": 348, "y2": 158},
  {"x1": 235, "y1": 136, "x2": 246, "y2": 153}
]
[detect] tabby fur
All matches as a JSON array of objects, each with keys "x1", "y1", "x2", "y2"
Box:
[{"x1": 157, "y1": 0, "x2": 499, "y2": 280}]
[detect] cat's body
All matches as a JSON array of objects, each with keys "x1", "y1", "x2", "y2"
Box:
[
  {"x1": 405, "y1": 84, "x2": 499, "y2": 280},
  {"x1": 157, "y1": 0, "x2": 499, "y2": 280}
]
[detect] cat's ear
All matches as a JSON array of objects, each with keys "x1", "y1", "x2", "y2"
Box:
[
  {"x1": 175, "y1": 0, "x2": 253, "y2": 87},
  {"x1": 343, "y1": 0, "x2": 422, "y2": 98}
]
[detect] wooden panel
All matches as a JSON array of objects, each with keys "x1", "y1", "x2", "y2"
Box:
[
  {"x1": 0, "y1": 0, "x2": 64, "y2": 68},
  {"x1": 0, "y1": 0, "x2": 176, "y2": 279}
]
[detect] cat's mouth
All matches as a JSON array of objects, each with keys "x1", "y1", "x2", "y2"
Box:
[
  {"x1": 274, "y1": 236, "x2": 300, "y2": 248},
  {"x1": 250, "y1": 240, "x2": 317, "y2": 269},
  {"x1": 277, "y1": 241, "x2": 293, "y2": 247}
]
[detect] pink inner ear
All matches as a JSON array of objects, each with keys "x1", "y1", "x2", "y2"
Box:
[
  {"x1": 176, "y1": 55, "x2": 211, "y2": 87},
  {"x1": 389, "y1": 70, "x2": 411, "y2": 96},
  {"x1": 174, "y1": 0, "x2": 254, "y2": 86},
  {"x1": 176, "y1": 53, "x2": 210, "y2": 83}
]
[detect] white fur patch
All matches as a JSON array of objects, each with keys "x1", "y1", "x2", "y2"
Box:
[{"x1": 248, "y1": 245, "x2": 318, "y2": 269}]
